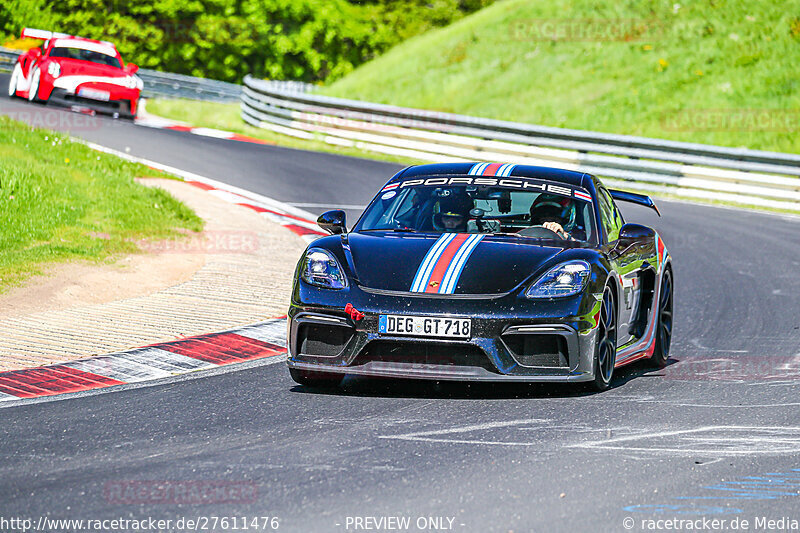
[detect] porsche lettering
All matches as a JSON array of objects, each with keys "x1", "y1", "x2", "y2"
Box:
[{"x1": 396, "y1": 176, "x2": 586, "y2": 199}]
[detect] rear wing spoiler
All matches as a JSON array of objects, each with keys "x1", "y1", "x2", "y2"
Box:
[
  {"x1": 609, "y1": 189, "x2": 661, "y2": 217},
  {"x1": 20, "y1": 28, "x2": 115, "y2": 48},
  {"x1": 21, "y1": 28, "x2": 71, "y2": 40}
]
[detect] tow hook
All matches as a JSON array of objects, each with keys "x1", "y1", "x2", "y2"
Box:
[{"x1": 344, "y1": 303, "x2": 365, "y2": 321}]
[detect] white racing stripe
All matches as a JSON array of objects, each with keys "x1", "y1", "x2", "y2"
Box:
[
  {"x1": 440, "y1": 234, "x2": 484, "y2": 294},
  {"x1": 411, "y1": 234, "x2": 455, "y2": 292}
]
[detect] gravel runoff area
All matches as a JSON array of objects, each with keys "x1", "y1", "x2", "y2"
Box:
[{"x1": 0, "y1": 179, "x2": 307, "y2": 372}]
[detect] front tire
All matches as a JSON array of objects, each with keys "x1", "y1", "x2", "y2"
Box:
[
  {"x1": 28, "y1": 67, "x2": 41, "y2": 102},
  {"x1": 8, "y1": 64, "x2": 21, "y2": 97},
  {"x1": 589, "y1": 284, "x2": 617, "y2": 391},
  {"x1": 289, "y1": 367, "x2": 343, "y2": 388},
  {"x1": 649, "y1": 267, "x2": 673, "y2": 368}
]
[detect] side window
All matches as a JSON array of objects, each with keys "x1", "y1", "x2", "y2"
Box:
[{"x1": 598, "y1": 187, "x2": 622, "y2": 241}]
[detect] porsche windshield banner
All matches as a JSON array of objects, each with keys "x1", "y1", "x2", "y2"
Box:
[{"x1": 382, "y1": 176, "x2": 593, "y2": 202}]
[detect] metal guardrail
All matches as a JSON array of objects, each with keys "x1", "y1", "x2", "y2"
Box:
[
  {"x1": 0, "y1": 47, "x2": 250, "y2": 102},
  {"x1": 241, "y1": 74, "x2": 800, "y2": 212}
]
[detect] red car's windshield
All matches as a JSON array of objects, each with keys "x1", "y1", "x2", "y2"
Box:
[{"x1": 49, "y1": 46, "x2": 122, "y2": 69}]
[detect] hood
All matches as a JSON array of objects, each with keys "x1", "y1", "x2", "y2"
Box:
[
  {"x1": 51, "y1": 58, "x2": 125, "y2": 78},
  {"x1": 345, "y1": 231, "x2": 566, "y2": 295}
]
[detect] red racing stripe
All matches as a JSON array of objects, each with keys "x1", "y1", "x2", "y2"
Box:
[
  {"x1": 424, "y1": 233, "x2": 470, "y2": 293},
  {"x1": 156, "y1": 332, "x2": 286, "y2": 365},
  {"x1": 482, "y1": 163, "x2": 503, "y2": 176},
  {"x1": 0, "y1": 365, "x2": 125, "y2": 398}
]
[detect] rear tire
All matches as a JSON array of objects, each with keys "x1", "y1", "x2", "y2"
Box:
[
  {"x1": 649, "y1": 267, "x2": 673, "y2": 368},
  {"x1": 289, "y1": 367, "x2": 343, "y2": 388},
  {"x1": 588, "y1": 284, "x2": 617, "y2": 392}
]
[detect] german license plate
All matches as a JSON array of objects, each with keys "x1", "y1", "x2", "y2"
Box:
[
  {"x1": 78, "y1": 88, "x2": 110, "y2": 101},
  {"x1": 378, "y1": 314, "x2": 471, "y2": 339}
]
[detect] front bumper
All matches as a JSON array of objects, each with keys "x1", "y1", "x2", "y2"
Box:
[
  {"x1": 287, "y1": 284, "x2": 601, "y2": 383},
  {"x1": 48, "y1": 88, "x2": 139, "y2": 117}
]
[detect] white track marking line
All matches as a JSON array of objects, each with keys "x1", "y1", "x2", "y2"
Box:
[
  {"x1": 79, "y1": 140, "x2": 319, "y2": 222},
  {"x1": 570, "y1": 426, "x2": 800, "y2": 455},
  {"x1": 290, "y1": 203, "x2": 367, "y2": 209},
  {"x1": 379, "y1": 418, "x2": 550, "y2": 446}
]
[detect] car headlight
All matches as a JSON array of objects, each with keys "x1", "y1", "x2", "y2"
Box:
[
  {"x1": 300, "y1": 248, "x2": 347, "y2": 289},
  {"x1": 526, "y1": 260, "x2": 591, "y2": 299},
  {"x1": 123, "y1": 75, "x2": 138, "y2": 89},
  {"x1": 47, "y1": 62, "x2": 60, "y2": 78}
]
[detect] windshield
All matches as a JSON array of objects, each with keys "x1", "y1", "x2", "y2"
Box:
[
  {"x1": 356, "y1": 178, "x2": 598, "y2": 244},
  {"x1": 50, "y1": 46, "x2": 122, "y2": 69}
]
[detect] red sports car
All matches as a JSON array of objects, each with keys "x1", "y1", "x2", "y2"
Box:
[{"x1": 8, "y1": 28, "x2": 142, "y2": 118}]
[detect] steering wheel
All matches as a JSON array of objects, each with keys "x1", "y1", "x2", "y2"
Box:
[{"x1": 516, "y1": 225, "x2": 566, "y2": 239}]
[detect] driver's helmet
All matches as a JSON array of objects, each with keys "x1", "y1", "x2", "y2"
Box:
[
  {"x1": 529, "y1": 193, "x2": 577, "y2": 231},
  {"x1": 433, "y1": 191, "x2": 473, "y2": 232}
]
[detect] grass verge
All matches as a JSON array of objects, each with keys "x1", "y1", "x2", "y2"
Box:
[
  {"x1": 0, "y1": 115, "x2": 203, "y2": 293},
  {"x1": 324, "y1": 0, "x2": 800, "y2": 154}
]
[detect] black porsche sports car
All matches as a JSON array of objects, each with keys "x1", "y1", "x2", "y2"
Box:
[{"x1": 287, "y1": 163, "x2": 673, "y2": 391}]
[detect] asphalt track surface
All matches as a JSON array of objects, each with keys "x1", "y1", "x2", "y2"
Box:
[{"x1": 2, "y1": 74, "x2": 800, "y2": 532}]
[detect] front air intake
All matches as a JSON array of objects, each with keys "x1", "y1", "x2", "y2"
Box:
[
  {"x1": 297, "y1": 322, "x2": 352, "y2": 358},
  {"x1": 502, "y1": 334, "x2": 569, "y2": 368}
]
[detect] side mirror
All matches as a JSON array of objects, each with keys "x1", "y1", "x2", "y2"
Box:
[
  {"x1": 317, "y1": 210, "x2": 346, "y2": 235},
  {"x1": 618, "y1": 223, "x2": 655, "y2": 242},
  {"x1": 125, "y1": 63, "x2": 139, "y2": 74}
]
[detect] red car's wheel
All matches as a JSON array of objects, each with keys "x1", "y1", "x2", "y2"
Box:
[
  {"x1": 28, "y1": 67, "x2": 43, "y2": 102},
  {"x1": 7, "y1": 64, "x2": 21, "y2": 98}
]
